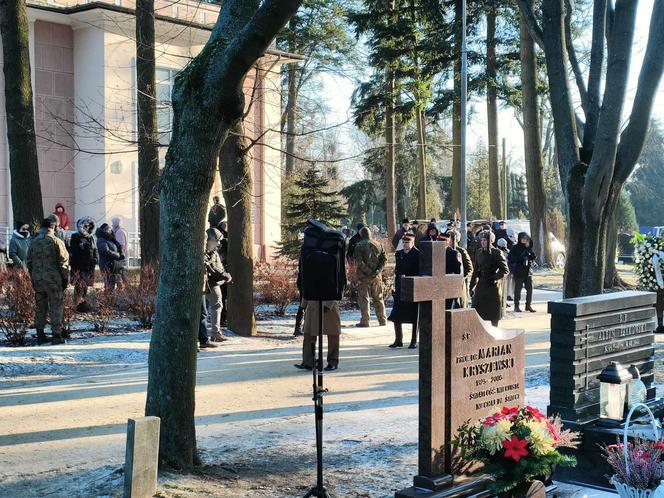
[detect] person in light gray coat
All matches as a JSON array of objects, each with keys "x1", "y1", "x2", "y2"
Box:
[{"x1": 9, "y1": 221, "x2": 32, "y2": 269}]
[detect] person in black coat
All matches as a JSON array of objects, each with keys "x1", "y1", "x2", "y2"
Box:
[
  {"x1": 96, "y1": 223, "x2": 125, "y2": 292},
  {"x1": 69, "y1": 217, "x2": 98, "y2": 310},
  {"x1": 346, "y1": 222, "x2": 364, "y2": 261},
  {"x1": 507, "y1": 232, "x2": 537, "y2": 312},
  {"x1": 388, "y1": 233, "x2": 420, "y2": 348},
  {"x1": 437, "y1": 232, "x2": 463, "y2": 310},
  {"x1": 494, "y1": 221, "x2": 513, "y2": 249}
]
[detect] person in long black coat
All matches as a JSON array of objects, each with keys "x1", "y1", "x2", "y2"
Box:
[
  {"x1": 507, "y1": 232, "x2": 537, "y2": 312},
  {"x1": 69, "y1": 217, "x2": 98, "y2": 310},
  {"x1": 470, "y1": 230, "x2": 509, "y2": 326},
  {"x1": 388, "y1": 233, "x2": 420, "y2": 348},
  {"x1": 437, "y1": 232, "x2": 463, "y2": 310}
]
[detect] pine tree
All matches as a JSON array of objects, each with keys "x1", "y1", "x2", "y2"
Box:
[{"x1": 280, "y1": 164, "x2": 346, "y2": 258}]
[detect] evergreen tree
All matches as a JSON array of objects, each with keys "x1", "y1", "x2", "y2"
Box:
[
  {"x1": 508, "y1": 172, "x2": 528, "y2": 219},
  {"x1": 626, "y1": 120, "x2": 664, "y2": 227},
  {"x1": 340, "y1": 179, "x2": 378, "y2": 226},
  {"x1": 280, "y1": 163, "x2": 346, "y2": 258}
]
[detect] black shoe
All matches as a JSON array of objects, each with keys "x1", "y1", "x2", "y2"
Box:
[
  {"x1": 408, "y1": 343, "x2": 417, "y2": 349},
  {"x1": 355, "y1": 322, "x2": 370, "y2": 328},
  {"x1": 526, "y1": 306, "x2": 536, "y2": 313},
  {"x1": 324, "y1": 364, "x2": 338, "y2": 371},
  {"x1": 507, "y1": 296, "x2": 513, "y2": 301},
  {"x1": 294, "y1": 363, "x2": 313, "y2": 371},
  {"x1": 36, "y1": 331, "x2": 49, "y2": 345},
  {"x1": 388, "y1": 342, "x2": 403, "y2": 348},
  {"x1": 656, "y1": 325, "x2": 664, "y2": 334},
  {"x1": 51, "y1": 337, "x2": 65, "y2": 345},
  {"x1": 514, "y1": 305, "x2": 522, "y2": 313}
]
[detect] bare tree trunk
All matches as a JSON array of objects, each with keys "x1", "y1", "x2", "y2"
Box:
[
  {"x1": 284, "y1": 16, "x2": 298, "y2": 175},
  {"x1": 384, "y1": 0, "x2": 396, "y2": 239},
  {"x1": 136, "y1": 0, "x2": 160, "y2": 266},
  {"x1": 519, "y1": 1, "x2": 552, "y2": 266},
  {"x1": 416, "y1": 108, "x2": 427, "y2": 219},
  {"x1": 0, "y1": 0, "x2": 43, "y2": 226},
  {"x1": 219, "y1": 121, "x2": 256, "y2": 337},
  {"x1": 486, "y1": 3, "x2": 502, "y2": 218},
  {"x1": 451, "y1": 0, "x2": 462, "y2": 217},
  {"x1": 145, "y1": 0, "x2": 303, "y2": 469}
]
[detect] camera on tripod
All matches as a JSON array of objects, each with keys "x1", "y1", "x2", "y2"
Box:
[{"x1": 299, "y1": 219, "x2": 346, "y2": 498}]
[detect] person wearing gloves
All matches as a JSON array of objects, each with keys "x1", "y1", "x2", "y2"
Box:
[
  {"x1": 507, "y1": 232, "x2": 537, "y2": 313},
  {"x1": 9, "y1": 221, "x2": 32, "y2": 269},
  {"x1": 96, "y1": 223, "x2": 125, "y2": 292}
]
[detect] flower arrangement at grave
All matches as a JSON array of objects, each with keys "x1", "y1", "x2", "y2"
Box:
[
  {"x1": 632, "y1": 232, "x2": 664, "y2": 291},
  {"x1": 601, "y1": 439, "x2": 664, "y2": 497},
  {"x1": 454, "y1": 406, "x2": 580, "y2": 494}
]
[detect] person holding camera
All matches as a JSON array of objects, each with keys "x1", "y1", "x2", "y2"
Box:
[
  {"x1": 294, "y1": 300, "x2": 341, "y2": 371},
  {"x1": 27, "y1": 215, "x2": 70, "y2": 345},
  {"x1": 507, "y1": 232, "x2": 537, "y2": 313},
  {"x1": 204, "y1": 228, "x2": 232, "y2": 342},
  {"x1": 354, "y1": 226, "x2": 387, "y2": 327}
]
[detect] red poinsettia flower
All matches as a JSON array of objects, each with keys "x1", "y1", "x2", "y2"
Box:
[
  {"x1": 502, "y1": 436, "x2": 529, "y2": 462},
  {"x1": 501, "y1": 406, "x2": 519, "y2": 421},
  {"x1": 525, "y1": 406, "x2": 546, "y2": 421}
]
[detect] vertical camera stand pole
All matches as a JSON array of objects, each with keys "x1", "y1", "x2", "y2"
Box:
[{"x1": 304, "y1": 301, "x2": 330, "y2": 498}]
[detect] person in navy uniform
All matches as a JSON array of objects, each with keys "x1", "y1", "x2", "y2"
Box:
[
  {"x1": 388, "y1": 233, "x2": 420, "y2": 349},
  {"x1": 437, "y1": 232, "x2": 463, "y2": 310}
]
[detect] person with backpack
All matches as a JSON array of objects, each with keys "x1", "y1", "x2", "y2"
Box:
[
  {"x1": 69, "y1": 217, "x2": 98, "y2": 311},
  {"x1": 204, "y1": 228, "x2": 232, "y2": 342},
  {"x1": 354, "y1": 226, "x2": 387, "y2": 327}
]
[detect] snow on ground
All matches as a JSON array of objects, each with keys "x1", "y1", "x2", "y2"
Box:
[{"x1": 0, "y1": 295, "x2": 635, "y2": 497}]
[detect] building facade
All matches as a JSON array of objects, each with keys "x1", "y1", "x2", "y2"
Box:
[{"x1": 0, "y1": 0, "x2": 295, "y2": 261}]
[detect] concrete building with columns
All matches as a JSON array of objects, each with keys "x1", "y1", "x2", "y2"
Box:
[{"x1": 0, "y1": 0, "x2": 298, "y2": 261}]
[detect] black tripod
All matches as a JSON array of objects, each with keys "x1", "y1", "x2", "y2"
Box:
[{"x1": 304, "y1": 301, "x2": 331, "y2": 498}]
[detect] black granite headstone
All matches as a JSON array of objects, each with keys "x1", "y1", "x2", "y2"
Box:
[{"x1": 548, "y1": 291, "x2": 658, "y2": 423}]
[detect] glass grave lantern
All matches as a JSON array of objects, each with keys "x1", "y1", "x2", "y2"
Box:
[{"x1": 597, "y1": 361, "x2": 632, "y2": 425}]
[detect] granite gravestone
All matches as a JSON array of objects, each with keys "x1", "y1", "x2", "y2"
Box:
[
  {"x1": 547, "y1": 291, "x2": 660, "y2": 488},
  {"x1": 548, "y1": 291, "x2": 658, "y2": 423},
  {"x1": 395, "y1": 242, "x2": 525, "y2": 498},
  {"x1": 124, "y1": 416, "x2": 160, "y2": 498}
]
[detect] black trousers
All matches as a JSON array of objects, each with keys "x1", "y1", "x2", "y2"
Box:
[
  {"x1": 513, "y1": 276, "x2": 533, "y2": 307},
  {"x1": 198, "y1": 299, "x2": 209, "y2": 345}
]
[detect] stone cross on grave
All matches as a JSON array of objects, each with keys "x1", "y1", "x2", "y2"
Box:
[{"x1": 400, "y1": 241, "x2": 464, "y2": 491}]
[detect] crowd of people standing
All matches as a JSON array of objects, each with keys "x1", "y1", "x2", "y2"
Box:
[
  {"x1": 292, "y1": 218, "x2": 539, "y2": 370},
  {"x1": 3, "y1": 203, "x2": 131, "y2": 344}
]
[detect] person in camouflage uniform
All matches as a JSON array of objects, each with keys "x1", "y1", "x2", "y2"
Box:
[
  {"x1": 26, "y1": 215, "x2": 70, "y2": 345},
  {"x1": 354, "y1": 227, "x2": 387, "y2": 327}
]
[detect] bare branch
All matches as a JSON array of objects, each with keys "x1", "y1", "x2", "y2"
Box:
[
  {"x1": 582, "y1": 0, "x2": 639, "y2": 218},
  {"x1": 614, "y1": 0, "x2": 664, "y2": 183},
  {"x1": 564, "y1": 0, "x2": 588, "y2": 112},
  {"x1": 583, "y1": 0, "x2": 607, "y2": 152}
]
